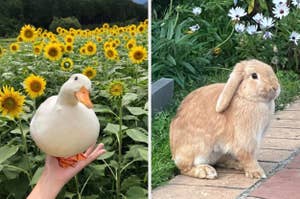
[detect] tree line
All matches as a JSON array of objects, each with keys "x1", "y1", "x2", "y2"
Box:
[{"x1": 0, "y1": 0, "x2": 147, "y2": 37}]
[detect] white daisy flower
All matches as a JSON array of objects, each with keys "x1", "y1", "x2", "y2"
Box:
[
  {"x1": 253, "y1": 13, "x2": 264, "y2": 24},
  {"x1": 189, "y1": 24, "x2": 200, "y2": 32},
  {"x1": 260, "y1": 17, "x2": 275, "y2": 29},
  {"x1": 228, "y1": 7, "x2": 247, "y2": 21},
  {"x1": 273, "y1": 4, "x2": 290, "y2": 19},
  {"x1": 289, "y1": 31, "x2": 300, "y2": 45},
  {"x1": 263, "y1": 31, "x2": 273, "y2": 40},
  {"x1": 272, "y1": 0, "x2": 287, "y2": 6},
  {"x1": 291, "y1": 0, "x2": 300, "y2": 8},
  {"x1": 235, "y1": 23, "x2": 245, "y2": 33},
  {"x1": 246, "y1": 25, "x2": 258, "y2": 35},
  {"x1": 192, "y1": 7, "x2": 202, "y2": 15}
]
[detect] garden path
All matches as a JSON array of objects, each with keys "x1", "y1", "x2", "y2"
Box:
[{"x1": 152, "y1": 99, "x2": 300, "y2": 199}]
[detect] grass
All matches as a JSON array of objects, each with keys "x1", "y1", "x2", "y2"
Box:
[{"x1": 151, "y1": 70, "x2": 300, "y2": 188}]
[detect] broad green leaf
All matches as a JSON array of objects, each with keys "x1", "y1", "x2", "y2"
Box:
[
  {"x1": 126, "y1": 107, "x2": 148, "y2": 116},
  {"x1": 93, "y1": 104, "x2": 114, "y2": 114},
  {"x1": 122, "y1": 93, "x2": 138, "y2": 106},
  {"x1": 0, "y1": 145, "x2": 19, "y2": 164},
  {"x1": 126, "y1": 129, "x2": 148, "y2": 144},
  {"x1": 121, "y1": 175, "x2": 142, "y2": 192},
  {"x1": 30, "y1": 167, "x2": 44, "y2": 186},
  {"x1": 137, "y1": 147, "x2": 148, "y2": 161},
  {"x1": 103, "y1": 123, "x2": 128, "y2": 135},
  {"x1": 89, "y1": 164, "x2": 106, "y2": 176},
  {"x1": 97, "y1": 151, "x2": 115, "y2": 160},
  {"x1": 126, "y1": 186, "x2": 147, "y2": 199}
]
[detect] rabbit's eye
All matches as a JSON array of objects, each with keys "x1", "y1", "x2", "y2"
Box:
[
  {"x1": 74, "y1": 76, "x2": 78, "y2": 80},
  {"x1": 251, "y1": 73, "x2": 258, "y2": 79}
]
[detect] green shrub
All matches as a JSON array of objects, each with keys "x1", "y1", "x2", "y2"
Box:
[
  {"x1": 152, "y1": 0, "x2": 300, "y2": 88},
  {"x1": 49, "y1": 16, "x2": 82, "y2": 33}
]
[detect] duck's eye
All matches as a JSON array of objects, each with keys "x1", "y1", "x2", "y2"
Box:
[
  {"x1": 251, "y1": 73, "x2": 258, "y2": 79},
  {"x1": 74, "y1": 76, "x2": 78, "y2": 80}
]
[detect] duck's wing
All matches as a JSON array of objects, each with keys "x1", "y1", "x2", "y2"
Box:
[{"x1": 30, "y1": 96, "x2": 58, "y2": 128}]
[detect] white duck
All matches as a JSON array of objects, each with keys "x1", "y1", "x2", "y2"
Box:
[{"x1": 30, "y1": 74, "x2": 100, "y2": 167}]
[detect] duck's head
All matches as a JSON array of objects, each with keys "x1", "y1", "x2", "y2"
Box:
[{"x1": 59, "y1": 74, "x2": 93, "y2": 108}]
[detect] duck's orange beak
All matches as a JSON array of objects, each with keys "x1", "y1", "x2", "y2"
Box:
[{"x1": 75, "y1": 87, "x2": 93, "y2": 108}]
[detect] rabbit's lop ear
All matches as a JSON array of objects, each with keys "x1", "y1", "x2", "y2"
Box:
[{"x1": 216, "y1": 62, "x2": 245, "y2": 113}]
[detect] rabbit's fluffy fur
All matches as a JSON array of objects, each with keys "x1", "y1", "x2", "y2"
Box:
[{"x1": 170, "y1": 59, "x2": 280, "y2": 179}]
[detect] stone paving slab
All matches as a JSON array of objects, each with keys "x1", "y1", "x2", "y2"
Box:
[
  {"x1": 265, "y1": 128, "x2": 300, "y2": 140},
  {"x1": 152, "y1": 100, "x2": 300, "y2": 199},
  {"x1": 152, "y1": 185, "x2": 243, "y2": 199},
  {"x1": 249, "y1": 167, "x2": 300, "y2": 199}
]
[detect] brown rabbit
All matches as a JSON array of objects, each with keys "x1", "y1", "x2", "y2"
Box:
[{"x1": 170, "y1": 59, "x2": 280, "y2": 179}]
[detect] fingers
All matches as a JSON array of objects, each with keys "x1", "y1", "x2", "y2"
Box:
[
  {"x1": 79, "y1": 143, "x2": 106, "y2": 168},
  {"x1": 88, "y1": 143, "x2": 106, "y2": 161},
  {"x1": 84, "y1": 144, "x2": 96, "y2": 157}
]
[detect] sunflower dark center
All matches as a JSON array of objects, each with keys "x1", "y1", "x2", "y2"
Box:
[
  {"x1": 30, "y1": 81, "x2": 42, "y2": 92},
  {"x1": 66, "y1": 46, "x2": 72, "y2": 51},
  {"x1": 133, "y1": 51, "x2": 143, "y2": 60},
  {"x1": 64, "y1": 62, "x2": 71, "y2": 68},
  {"x1": 111, "y1": 84, "x2": 122, "y2": 95},
  {"x1": 87, "y1": 46, "x2": 94, "y2": 52},
  {"x1": 25, "y1": 30, "x2": 33, "y2": 38},
  {"x1": 49, "y1": 47, "x2": 58, "y2": 57},
  {"x1": 86, "y1": 70, "x2": 93, "y2": 77},
  {"x1": 3, "y1": 97, "x2": 17, "y2": 110},
  {"x1": 12, "y1": 45, "x2": 17, "y2": 51},
  {"x1": 107, "y1": 50, "x2": 114, "y2": 57}
]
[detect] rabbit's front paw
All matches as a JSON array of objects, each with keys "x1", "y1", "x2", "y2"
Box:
[
  {"x1": 194, "y1": 165, "x2": 218, "y2": 179},
  {"x1": 245, "y1": 168, "x2": 266, "y2": 179}
]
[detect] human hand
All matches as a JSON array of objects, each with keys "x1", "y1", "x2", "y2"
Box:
[{"x1": 27, "y1": 143, "x2": 106, "y2": 199}]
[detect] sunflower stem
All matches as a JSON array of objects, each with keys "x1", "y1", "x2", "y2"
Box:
[
  {"x1": 18, "y1": 119, "x2": 33, "y2": 186},
  {"x1": 74, "y1": 175, "x2": 82, "y2": 199},
  {"x1": 116, "y1": 98, "x2": 123, "y2": 199}
]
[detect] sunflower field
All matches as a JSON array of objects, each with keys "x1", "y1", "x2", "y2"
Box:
[{"x1": 0, "y1": 20, "x2": 148, "y2": 199}]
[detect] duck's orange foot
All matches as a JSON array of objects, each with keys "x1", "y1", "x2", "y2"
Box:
[{"x1": 56, "y1": 153, "x2": 86, "y2": 168}]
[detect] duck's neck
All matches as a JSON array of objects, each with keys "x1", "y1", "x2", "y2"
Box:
[{"x1": 56, "y1": 90, "x2": 78, "y2": 107}]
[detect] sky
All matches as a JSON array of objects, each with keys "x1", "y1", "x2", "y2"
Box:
[{"x1": 132, "y1": 0, "x2": 147, "y2": 4}]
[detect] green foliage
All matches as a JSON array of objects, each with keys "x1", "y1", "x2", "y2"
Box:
[
  {"x1": 0, "y1": 0, "x2": 147, "y2": 36},
  {"x1": 49, "y1": 17, "x2": 82, "y2": 33},
  {"x1": 0, "y1": 22, "x2": 148, "y2": 198},
  {"x1": 152, "y1": 0, "x2": 300, "y2": 88}
]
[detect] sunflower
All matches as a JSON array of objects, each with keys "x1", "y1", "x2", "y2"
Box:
[
  {"x1": 108, "y1": 81, "x2": 124, "y2": 97},
  {"x1": 103, "y1": 41, "x2": 112, "y2": 50},
  {"x1": 0, "y1": 86, "x2": 25, "y2": 119},
  {"x1": 60, "y1": 58, "x2": 74, "y2": 71},
  {"x1": 79, "y1": 46, "x2": 86, "y2": 55},
  {"x1": 17, "y1": 36, "x2": 23, "y2": 42},
  {"x1": 44, "y1": 42, "x2": 63, "y2": 61},
  {"x1": 103, "y1": 23, "x2": 109, "y2": 29},
  {"x1": 82, "y1": 66, "x2": 97, "y2": 79},
  {"x1": 33, "y1": 45, "x2": 42, "y2": 55},
  {"x1": 10, "y1": 42, "x2": 19, "y2": 53},
  {"x1": 65, "y1": 44, "x2": 73, "y2": 53},
  {"x1": 84, "y1": 41, "x2": 97, "y2": 56},
  {"x1": 20, "y1": 24, "x2": 36, "y2": 42},
  {"x1": 126, "y1": 39, "x2": 136, "y2": 49},
  {"x1": 64, "y1": 35, "x2": 74, "y2": 44},
  {"x1": 23, "y1": 74, "x2": 47, "y2": 99},
  {"x1": 137, "y1": 24, "x2": 145, "y2": 33},
  {"x1": 105, "y1": 47, "x2": 118, "y2": 60},
  {"x1": 129, "y1": 46, "x2": 147, "y2": 64},
  {"x1": 96, "y1": 36, "x2": 103, "y2": 43}
]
